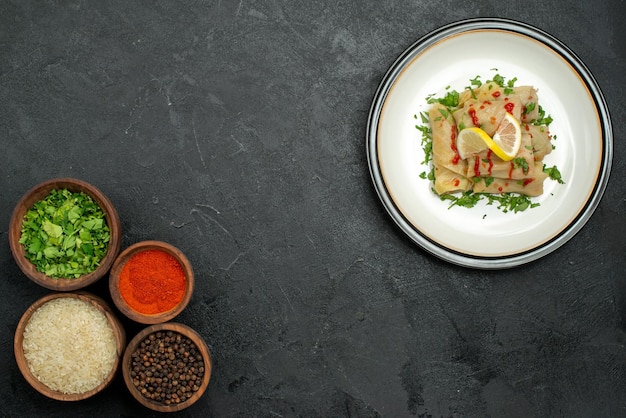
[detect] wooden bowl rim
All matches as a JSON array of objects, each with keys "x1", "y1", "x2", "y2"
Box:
[
  {"x1": 109, "y1": 240, "x2": 194, "y2": 324},
  {"x1": 13, "y1": 291, "x2": 126, "y2": 401},
  {"x1": 122, "y1": 322, "x2": 212, "y2": 412},
  {"x1": 8, "y1": 178, "x2": 122, "y2": 291}
]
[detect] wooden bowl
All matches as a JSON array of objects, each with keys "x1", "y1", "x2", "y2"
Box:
[
  {"x1": 9, "y1": 178, "x2": 122, "y2": 291},
  {"x1": 122, "y1": 322, "x2": 212, "y2": 412},
  {"x1": 14, "y1": 292, "x2": 126, "y2": 401},
  {"x1": 109, "y1": 241, "x2": 194, "y2": 324}
]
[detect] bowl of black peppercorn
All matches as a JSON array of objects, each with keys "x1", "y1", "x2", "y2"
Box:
[{"x1": 122, "y1": 323, "x2": 212, "y2": 412}]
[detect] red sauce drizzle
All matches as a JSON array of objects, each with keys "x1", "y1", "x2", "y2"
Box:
[
  {"x1": 523, "y1": 178, "x2": 535, "y2": 187},
  {"x1": 473, "y1": 156, "x2": 481, "y2": 178},
  {"x1": 508, "y1": 162, "x2": 514, "y2": 179},
  {"x1": 468, "y1": 108, "x2": 479, "y2": 126},
  {"x1": 524, "y1": 124, "x2": 530, "y2": 131},
  {"x1": 450, "y1": 126, "x2": 460, "y2": 164},
  {"x1": 453, "y1": 178, "x2": 460, "y2": 187},
  {"x1": 504, "y1": 102, "x2": 515, "y2": 114},
  {"x1": 492, "y1": 91, "x2": 501, "y2": 98},
  {"x1": 487, "y1": 149, "x2": 493, "y2": 175}
]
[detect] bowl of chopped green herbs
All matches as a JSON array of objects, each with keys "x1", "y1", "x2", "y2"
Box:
[{"x1": 9, "y1": 178, "x2": 122, "y2": 291}]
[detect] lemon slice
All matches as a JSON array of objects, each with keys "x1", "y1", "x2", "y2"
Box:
[
  {"x1": 456, "y1": 113, "x2": 522, "y2": 161},
  {"x1": 456, "y1": 127, "x2": 491, "y2": 160},
  {"x1": 491, "y1": 113, "x2": 522, "y2": 161}
]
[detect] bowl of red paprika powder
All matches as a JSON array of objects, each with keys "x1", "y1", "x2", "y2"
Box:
[{"x1": 109, "y1": 241, "x2": 194, "y2": 324}]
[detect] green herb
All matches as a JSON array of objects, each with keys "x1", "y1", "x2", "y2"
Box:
[
  {"x1": 523, "y1": 102, "x2": 536, "y2": 114},
  {"x1": 440, "y1": 191, "x2": 540, "y2": 213},
  {"x1": 19, "y1": 189, "x2": 110, "y2": 278},
  {"x1": 421, "y1": 141, "x2": 433, "y2": 165},
  {"x1": 466, "y1": 75, "x2": 482, "y2": 97},
  {"x1": 485, "y1": 193, "x2": 540, "y2": 213},
  {"x1": 503, "y1": 78, "x2": 517, "y2": 94},
  {"x1": 440, "y1": 191, "x2": 482, "y2": 209},
  {"x1": 531, "y1": 105, "x2": 553, "y2": 126},
  {"x1": 420, "y1": 168, "x2": 435, "y2": 181},
  {"x1": 415, "y1": 124, "x2": 431, "y2": 137},
  {"x1": 427, "y1": 90, "x2": 459, "y2": 108},
  {"x1": 469, "y1": 75, "x2": 482, "y2": 88},
  {"x1": 487, "y1": 74, "x2": 516, "y2": 94},
  {"x1": 543, "y1": 164, "x2": 565, "y2": 184},
  {"x1": 513, "y1": 157, "x2": 530, "y2": 175},
  {"x1": 415, "y1": 112, "x2": 433, "y2": 164},
  {"x1": 490, "y1": 74, "x2": 505, "y2": 87}
]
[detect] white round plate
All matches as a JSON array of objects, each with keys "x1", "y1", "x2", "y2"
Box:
[{"x1": 366, "y1": 18, "x2": 612, "y2": 269}]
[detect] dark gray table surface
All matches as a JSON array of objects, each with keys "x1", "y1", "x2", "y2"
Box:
[{"x1": 1, "y1": 1, "x2": 625, "y2": 417}]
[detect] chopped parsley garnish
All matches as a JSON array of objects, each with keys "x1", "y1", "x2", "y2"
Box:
[
  {"x1": 415, "y1": 112, "x2": 433, "y2": 164},
  {"x1": 486, "y1": 73, "x2": 517, "y2": 94},
  {"x1": 490, "y1": 74, "x2": 506, "y2": 87},
  {"x1": 19, "y1": 189, "x2": 110, "y2": 278},
  {"x1": 523, "y1": 102, "x2": 536, "y2": 114},
  {"x1": 466, "y1": 76, "x2": 482, "y2": 98},
  {"x1": 426, "y1": 90, "x2": 459, "y2": 108},
  {"x1": 543, "y1": 164, "x2": 565, "y2": 184},
  {"x1": 468, "y1": 75, "x2": 482, "y2": 88},
  {"x1": 485, "y1": 193, "x2": 540, "y2": 213},
  {"x1": 420, "y1": 168, "x2": 435, "y2": 181},
  {"x1": 439, "y1": 191, "x2": 482, "y2": 209},
  {"x1": 531, "y1": 105, "x2": 553, "y2": 126},
  {"x1": 439, "y1": 191, "x2": 539, "y2": 213},
  {"x1": 513, "y1": 157, "x2": 530, "y2": 175}
]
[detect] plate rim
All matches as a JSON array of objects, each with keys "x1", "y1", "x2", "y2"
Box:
[{"x1": 366, "y1": 17, "x2": 613, "y2": 269}]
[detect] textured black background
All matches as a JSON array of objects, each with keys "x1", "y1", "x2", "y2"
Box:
[{"x1": 1, "y1": 1, "x2": 625, "y2": 417}]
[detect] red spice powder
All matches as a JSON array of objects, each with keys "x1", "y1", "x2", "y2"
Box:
[{"x1": 119, "y1": 249, "x2": 186, "y2": 315}]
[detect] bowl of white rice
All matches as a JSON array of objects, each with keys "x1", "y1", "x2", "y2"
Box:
[{"x1": 13, "y1": 292, "x2": 126, "y2": 401}]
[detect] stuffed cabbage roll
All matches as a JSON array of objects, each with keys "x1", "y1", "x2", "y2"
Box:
[
  {"x1": 513, "y1": 86, "x2": 540, "y2": 123},
  {"x1": 434, "y1": 165, "x2": 472, "y2": 195},
  {"x1": 524, "y1": 123, "x2": 553, "y2": 160},
  {"x1": 472, "y1": 164, "x2": 548, "y2": 196},
  {"x1": 429, "y1": 103, "x2": 467, "y2": 177}
]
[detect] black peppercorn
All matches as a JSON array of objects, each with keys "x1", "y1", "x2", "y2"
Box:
[{"x1": 129, "y1": 331, "x2": 204, "y2": 405}]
